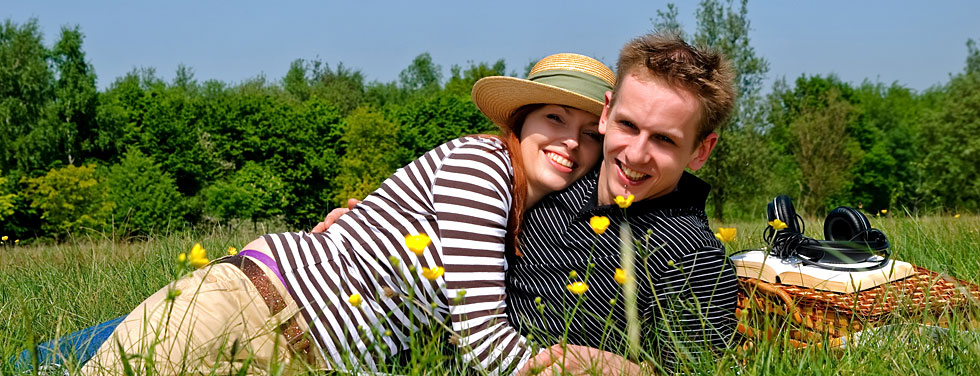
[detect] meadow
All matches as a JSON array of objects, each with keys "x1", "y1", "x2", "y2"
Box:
[{"x1": 1, "y1": 214, "x2": 978, "y2": 375}]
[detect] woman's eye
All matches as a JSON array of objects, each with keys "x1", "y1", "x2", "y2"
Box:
[
  {"x1": 546, "y1": 114, "x2": 563, "y2": 123},
  {"x1": 585, "y1": 131, "x2": 603, "y2": 141}
]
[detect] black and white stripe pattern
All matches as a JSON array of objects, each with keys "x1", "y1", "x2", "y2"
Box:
[
  {"x1": 506, "y1": 168, "x2": 738, "y2": 370},
  {"x1": 268, "y1": 137, "x2": 532, "y2": 375}
]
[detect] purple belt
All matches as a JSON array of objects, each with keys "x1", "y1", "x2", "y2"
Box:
[{"x1": 239, "y1": 249, "x2": 290, "y2": 295}]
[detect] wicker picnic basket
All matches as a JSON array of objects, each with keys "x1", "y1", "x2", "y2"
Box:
[{"x1": 736, "y1": 266, "x2": 980, "y2": 348}]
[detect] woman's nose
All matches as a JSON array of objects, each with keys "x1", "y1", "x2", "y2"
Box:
[{"x1": 563, "y1": 136, "x2": 579, "y2": 150}]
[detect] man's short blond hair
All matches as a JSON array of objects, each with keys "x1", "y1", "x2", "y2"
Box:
[{"x1": 611, "y1": 32, "x2": 736, "y2": 142}]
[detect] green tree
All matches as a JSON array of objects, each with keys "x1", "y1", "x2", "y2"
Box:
[
  {"x1": 282, "y1": 59, "x2": 311, "y2": 101},
  {"x1": 399, "y1": 53, "x2": 442, "y2": 93},
  {"x1": 914, "y1": 41, "x2": 980, "y2": 212},
  {"x1": 50, "y1": 25, "x2": 99, "y2": 165},
  {"x1": 309, "y1": 60, "x2": 366, "y2": 116},
  {"x1": 966, "y1": 38, "x2": 979, "y2": 74},
  {"x1": 655, "y1": 0, "x2": 772, "y2": 220},
  {"x1": 333, "y1": 107, "x2": 403, "y2": 206},
  {"x1": 205, "y1": 90, "x2": 344, "y2": 226},
  {"x1": 652, "y1": 3, "x2": 684, "y2": 34},
  {"x1": 23, "y1": 164, "x2": 114, "y2": 238},
  {"x1": 100, "y1": 69, "x2": 218, "y2": 197},
  {"x1": 0, "y1": 18, "x2": 55, "y2": 173},
  {"x1": 847, "y1": 81, "x2": 920, "y2": 213},
  {"x1": 788, "y1": 89, "x2": 861, "y2": 215},
  {"x1": 392, "y1": 91, "x2": 497, "y2": 165},
  {"x1": 768, "y1": 75, "x2": 866, "y2": 214},
  {"x1": 363, "y1": 80, "x2": 404, "y2": 108},
  {"x1": 172, "y1": 64, "x2": 198, "y2": 93},
  {"x1": 106, "y1": 149, "x2": 185, "y2": 235},
  {"x1": 444, "y1": 59, "x2": 507, "y2": 97},
  {"x1": 90, "y1": 68, "x2": 166, "y2": 167},
  {"x1": 204, "y1": 161, "x2": 287, "y2": 224}
]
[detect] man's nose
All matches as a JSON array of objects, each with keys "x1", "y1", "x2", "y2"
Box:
[{"x1": 623, "y1": 138, "x2": 651, "y2": 164}]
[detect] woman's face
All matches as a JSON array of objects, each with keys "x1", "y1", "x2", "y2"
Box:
[{"x1": 519, "y1": 104, "x2": 603, "y2": 198}]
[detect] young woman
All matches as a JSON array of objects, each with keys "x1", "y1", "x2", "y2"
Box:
[{"x1": 81, "y1": 53, "x2": 617, "y2": 376}]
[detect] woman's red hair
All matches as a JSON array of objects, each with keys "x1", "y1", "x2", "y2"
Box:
[{"x1": 479, "y1": 104, "x2": 542, "y2": 257}]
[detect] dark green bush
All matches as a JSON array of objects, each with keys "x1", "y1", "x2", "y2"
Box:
[
  {"x1": 204, "y1": 162, "x2": 288, "y2": 224},
  {"x1": 105, "y1": 149, "x2": 185, "y2": 235}
]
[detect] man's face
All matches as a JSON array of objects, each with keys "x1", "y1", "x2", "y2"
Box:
[{"x1": 596, "y1": 73, "x2": 718, "y2": 205}]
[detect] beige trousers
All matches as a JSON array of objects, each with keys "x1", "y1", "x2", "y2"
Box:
[{"x1": 82, "y1": 248, "x2": 318, "y2": 375}]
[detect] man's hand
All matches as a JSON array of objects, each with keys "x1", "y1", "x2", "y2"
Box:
[
  {"x1": 310, "y1": 198, "x2": 360, "y2": 233},
  {"x1": 517, "y1": 345, "x2": 565, "y2": 376},
  {"x1": 519, "y1": 344, "x2": 647, "y2": 376}
]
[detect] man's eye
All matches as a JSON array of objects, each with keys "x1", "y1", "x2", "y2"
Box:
[
  {"x1": 619, "y1": 120, "x2": 636, "y2": 129},
  {"x1": 657, "y1": 135, "x2": 675, "y2": 145}
]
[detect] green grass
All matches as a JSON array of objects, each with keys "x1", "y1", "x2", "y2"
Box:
[{"x1": 2, "y1": 215, "x2": 978, "y2": 375}]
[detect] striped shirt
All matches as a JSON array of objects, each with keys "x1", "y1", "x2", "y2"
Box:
[
  {"x1": 267, "y1": 136, "x2": 532, "y2": 375},
  {"x1": 506, "y1": 168, "x2": 738, "y2": 370}
]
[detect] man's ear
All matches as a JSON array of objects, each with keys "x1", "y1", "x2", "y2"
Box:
[
  {"x1": 598, "y1": 90, "x2": 613, "y2": 135},
  {"x1": 687, "y1": 132, "x2": 718, "y2": 171}
]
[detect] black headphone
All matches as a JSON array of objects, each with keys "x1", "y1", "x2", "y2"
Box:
[{"x1": 765, "y1": 195, "x2": 890, "y2": 272}]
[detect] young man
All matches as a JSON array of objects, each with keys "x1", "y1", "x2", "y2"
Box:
[{"x1": 505, "y1": 31, "x2": 738, "y2": 372}]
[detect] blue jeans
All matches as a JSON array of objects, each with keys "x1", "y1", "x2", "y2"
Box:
[{"x1": 11, "y1": 316, "x2": 123, "y2": 371}]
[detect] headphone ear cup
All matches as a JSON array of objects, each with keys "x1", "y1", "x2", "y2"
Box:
[
  {"x1": 824, "y1": 206, "x2": 871, "y2": 241},
  {"x1": 768, "y1": 195, "x2": 801, "y2": 233}
]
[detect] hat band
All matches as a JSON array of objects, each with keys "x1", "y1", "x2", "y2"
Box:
[{"x1": 527, "y1": 69, "x2": 614, "y2": 103}]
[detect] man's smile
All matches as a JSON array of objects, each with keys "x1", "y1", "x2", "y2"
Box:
[{"x1": 617, "y1": 160, "x2": 650, "y2": 183}]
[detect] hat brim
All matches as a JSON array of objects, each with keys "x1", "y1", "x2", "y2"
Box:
[{"x1": 472, "y1": 76, "x2": 608, "y2": 131}]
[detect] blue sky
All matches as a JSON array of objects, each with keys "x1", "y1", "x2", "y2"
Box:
[{"x1": 7, "y1": 1, "x2": 979, "y2": 92}]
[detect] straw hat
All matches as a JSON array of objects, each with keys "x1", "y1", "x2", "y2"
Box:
[{"x1": 472, "y1": 53, "x2": 615, "y2": 131}]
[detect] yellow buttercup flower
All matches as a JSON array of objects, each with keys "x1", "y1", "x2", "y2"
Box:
[
  {"x1": 614, "y1": 268, "x2": 627, "y2": 285},
  {"x1": 880, "y1": 209, "x2": 888, "y2": 214},
  {"x1": 404, "y1": 234, "x2": 431, "y2": 255},
  {"x1": 768, "y1": 219, "x2": 788, "y2": 231},
  {"x1": 714, "y1": 227, "x2": 737, "y2": 243},
  {"x1": 954, "y1": 214, "x2": 961, "y2": 219},
  {"x1": 177, "y1": 253, "x2": 187, "y2": 263},
  {"x1": 566, "y1": 281, "x2": 589, "y2": 295},
  {"x1": 348, "y1": 293, "x2": 363, "y2": 307},
  {"x1": 227, "y1": 246, "x2": 238, "y2": 255},
  {"x1": 615, "y1": 194, "x2": 635, "y2": 209},
  {"x1": 189, "y1": 243, "x2": 209, "y2": 269},
  {"x1": 1, "y1": 236, "x2": 7, "y2": 241},
  {"x1": 422, "y1": 266, "x2": 445, "y2": 280},
  {"x1": 590, "y1": 216, "x2": 610, "y2": 235}
]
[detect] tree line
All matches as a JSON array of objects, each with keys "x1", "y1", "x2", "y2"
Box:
[{"x1": 1, "y1": 0, "x2": 978, "y2": 242}]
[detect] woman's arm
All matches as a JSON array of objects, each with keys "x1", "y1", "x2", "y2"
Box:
[{"x1": 431, "y1": 140, "x2": 535, "y2": 375}]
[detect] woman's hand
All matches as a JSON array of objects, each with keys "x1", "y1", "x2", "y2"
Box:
[
  {"x1": 310, "y1": 198, "x2": 360, "y2": 233},
  {"x1": 521, "y1": 344, "x2": 647, "y2": 376}
]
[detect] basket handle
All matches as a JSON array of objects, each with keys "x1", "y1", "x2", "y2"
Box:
[{"x1": 740, "y1": 278, "x2": 804, "y2": 325}]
